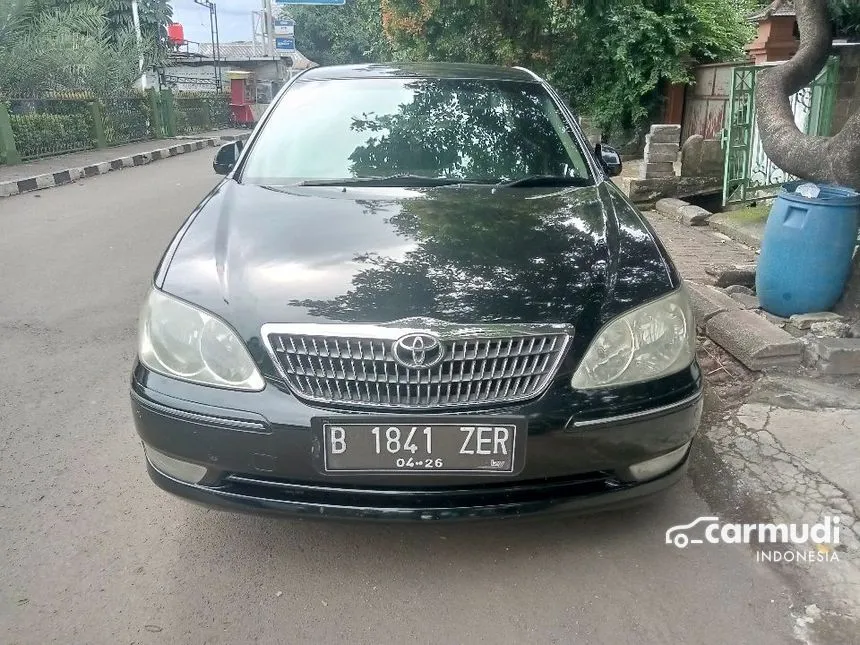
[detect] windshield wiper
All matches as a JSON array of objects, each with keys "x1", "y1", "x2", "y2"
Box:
[
  {"x1": 495, "y1": 175, "x2": 591, "y2": 188},
  {"x1": 298, "y1": 175, "x2": 488, "y2": 187}
]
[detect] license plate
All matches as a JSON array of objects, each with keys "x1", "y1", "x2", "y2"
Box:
[{"x1": 319, "y1": 418, "x2": 524, "y2": 474}]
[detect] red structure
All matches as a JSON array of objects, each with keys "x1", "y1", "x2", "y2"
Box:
[
  {"x1": 229, "y1": 71, "x2": 255, "y2": 125},
  {"x1": 167, "y1": 22, "x2": 185, "y2": 46}
]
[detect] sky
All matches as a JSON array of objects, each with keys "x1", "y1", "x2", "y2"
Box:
[{"x1": 170, "y1": 0, "x2": 263, "y2": 44}]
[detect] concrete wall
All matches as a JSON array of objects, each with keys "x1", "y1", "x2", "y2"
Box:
[{"x1": 832, "y1": 44, "x2": 860, "y2": 135}]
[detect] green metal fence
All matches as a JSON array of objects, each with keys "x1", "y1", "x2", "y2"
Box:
[
  {"x1": 721, "y1": 57, "x2": 840, "y2": 206},
  {"x1": 101, "y1": 95, "x2": 152, "y2": 146},
  {"x1": 0, "y1": 90, "x2": 234, "y2": 165},
  {"x1": 173, "y1": 92, "x2": 232, "y2": 136},
  {"x1": 6, "y1": 93, "x2": 96, "y2": 161}
]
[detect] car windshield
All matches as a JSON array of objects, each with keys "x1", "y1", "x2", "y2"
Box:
[{"x1": 239, "y1": 77, "x2": 592, "y2": 185}]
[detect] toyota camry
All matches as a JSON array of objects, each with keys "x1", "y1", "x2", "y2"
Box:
[{"x1": 130, "y1": 63, "x2": 703, "y2": 521}]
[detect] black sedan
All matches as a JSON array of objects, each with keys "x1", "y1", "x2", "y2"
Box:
[{"x1": 131, "y1": 63, "x2": 702, "y2": 520}]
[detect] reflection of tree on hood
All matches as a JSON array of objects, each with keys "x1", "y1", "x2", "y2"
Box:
[
  {"x1": 290, "y1": 187, "x2": 666, "y2": 325},
  {"x1": 347, "y1": 79, "x2": 571, "y2": 181}
]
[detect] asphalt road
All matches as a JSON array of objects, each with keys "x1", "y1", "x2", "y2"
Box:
[{"x1": 0, "y1": 153, "x2": 803, "y2": 644}]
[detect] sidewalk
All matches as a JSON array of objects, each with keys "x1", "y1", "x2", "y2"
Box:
[
  {"x1": 0, "y1": 128, "x2": 250, "y2": 198},
  {"x1": 644, "y1": 210, "x2": 757, "y2": 283},
  {"x1": 647, "y1": 208, "x2": 860, "y2": 620}
]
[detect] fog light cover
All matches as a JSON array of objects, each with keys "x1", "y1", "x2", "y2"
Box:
[
  {"x1": 627, "y1": 442, "x2": 691, "y2": 482},
  {"x1": 145, "y1": 445, "x2": 208, "y2": 484}
]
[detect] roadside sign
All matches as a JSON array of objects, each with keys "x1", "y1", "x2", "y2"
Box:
[
  {"x1": 275, "y1": 37, "x2": 296, "y2": 52},
  {"x1": 274, "y1": 19, "x2": 295, "y2": 36}
]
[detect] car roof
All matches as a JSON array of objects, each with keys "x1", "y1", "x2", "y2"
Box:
[{"x1": 298, "y1": 63, "x2": 542, "y2": 83}]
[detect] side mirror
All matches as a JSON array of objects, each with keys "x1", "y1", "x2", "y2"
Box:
[
  {"x1": 213, "y1": 141, "x2": 242, "y2": 175},
  {"x1": 595, "y1": 143, "x2": 622, "y2": 177}
]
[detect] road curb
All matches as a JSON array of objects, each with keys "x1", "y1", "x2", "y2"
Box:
[{"x1": 0, "y1": 132, "x2": 250, "y2": 199}]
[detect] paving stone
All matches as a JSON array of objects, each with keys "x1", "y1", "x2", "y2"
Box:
[
  {"x1": 808, "y1": 338, "x2": 860, "y2": 375},
  {"x1": 730, "y1": 292, "x2": 761, "y2": 309},
  {"x1": 705, "y1": 263, "x2": 757, "y2": 288},
  {"x1": 686, "y1": 282, "x2": 741, "y2": 326},
  {"x1": 655, "y1": 198, "x2": 688, "y2": 220},
  {"x1": 725, "y1": 285, "x2": 754, "y2": 296},
  {"x1": 679, "y1": 204, "x2": 711, "y2": 226},
  {"x1": 706, "y1": 309, "x2": 803, "y2": 370},
  {"x1": 810, "y1": 321, "x2": 851, "y2": 338},
  {"x1": 789, "y1": 312, "x2": 844, "y2": 330}
]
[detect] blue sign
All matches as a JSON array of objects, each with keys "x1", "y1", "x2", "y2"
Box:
[
  {"x1": 275, "y1": 0, "x2": 344, "y2": 4},
  {"x1": 275, "y1": 37, "x2": 296, "y2": 52}
]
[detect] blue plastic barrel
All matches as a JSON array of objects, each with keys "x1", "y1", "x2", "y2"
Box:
[{"x1": 756, "y1": 181, "x2": 860, "y2": 317}]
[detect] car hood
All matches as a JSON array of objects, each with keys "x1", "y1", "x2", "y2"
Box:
[{"x1": 159, "y1": 180, "x2": 677, "y2": 345}]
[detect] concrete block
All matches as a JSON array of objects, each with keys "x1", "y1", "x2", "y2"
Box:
[
  {"x1": 680, "y1": 135, "x2": 703, "y2": 177},
  {"x1": 706, "y1": 310, "x2": 803, "y2": 370},
  {"x1": 679, "y1": 204, "x2": 711, "y2": 226},
  {"x1": 34, "y1": 174, "x2": 55, "y2": 189},
  {"x1": 96, "y1": 162, "x2": 111, "y2": 174},
  {"x1": 788, "y1": 312, "x2": 844, "y2": 330},
  {"x1": 699, "y1": 140, "x2": 724, "y2": 176},
  {"x1": 646, "y1": 142, "x2": 679, "y2": 155},
  {"x1": 810, "y1": 321, "x2": 851, "y2": 338},
  {"x1": 725, "y1": 285, "x2": 753, "y2": 296},
  {"x1": 648, "y1": 125, "x2": 681, "y2": 144},
  {"x1": 730, "y1": 292, "x2": 760, "y2": 309},
  {"x1": 0, "y1": 181, "x2": 19, "y2": 197},
  {"x1": 655, "y1": 198, "x2": 688, "y2": 220},
  {"x1": 120, "y1": 156, "x2": 135, "y2": 168},
  {"x1": 640, "y1": 162, "x2": 675, "y2": 179},
  {"x1": 686, "y1": 282, "x2": 741, "y2": 326},
  {"x1": 705, "y1": 263, "x2": 756, "y2": 288},
  {"x1": 645, "y1": 149, "x2": 679, "y2": 163},
  {"x1": 618, "y1": 176, "x2": 680, "y2": 205},
  {"x1": 809, "y1": 338, "x2": 860, "y2": 375}
]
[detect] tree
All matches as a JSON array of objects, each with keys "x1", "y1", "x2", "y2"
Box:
[
  {"x1": 380, "y1": 0, "x2": 756, "y2": 136},
  {"x1": 0, "y1": 0, "x2": 143, "y2": 95},
  {"x1": 756, "y1": 0, "x2": 860, "y2": 191},
  {"x1": 280, "y1": 0, "x2": 389, "y2": 66}
]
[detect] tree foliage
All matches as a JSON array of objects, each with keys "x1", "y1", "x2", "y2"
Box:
[
  {"x1": 0, "y1": 0, "x2": 147, "y2": 95},
  {"x1": 280, "y1": 0, "x2": 390, "y2": 66},
  {"x1": 280, "y1": 0, "x2": 857, "y2": 135},
  {"x1": 322, "y1": 0, "x2": 752, "y2": 135}
]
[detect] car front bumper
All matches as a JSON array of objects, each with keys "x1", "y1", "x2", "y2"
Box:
[{"x1": 130, "y1": 365, "x2": 703, "y2": 521}]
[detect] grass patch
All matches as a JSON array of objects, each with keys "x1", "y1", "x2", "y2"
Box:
[{"x1": 724, "y1": 201, "x2": 773, "y2": 223}]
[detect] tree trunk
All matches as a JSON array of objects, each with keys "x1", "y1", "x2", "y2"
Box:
[{"x1": 755, "y1": 0, "x2": 860, "y2": 191}]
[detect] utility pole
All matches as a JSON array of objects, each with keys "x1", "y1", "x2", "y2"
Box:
[
  {"x1": 131, "y1": 0, "x2": 146, "y2": 89},
  {"x1": 262, "y1": 0, "x2": 281, "y2": 81},
  {"x1": 263, "y1": 0, "x2": 277, "y2": 59},
  {"x1": 194, "y1": 0, "x2": 223, "y2": 92}
]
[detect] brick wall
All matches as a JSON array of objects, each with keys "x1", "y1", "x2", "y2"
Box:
[{"x1": 832, "y1": 44, "x2": 860, "y2": 135}]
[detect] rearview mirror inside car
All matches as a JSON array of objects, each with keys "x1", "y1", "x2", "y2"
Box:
[
  {"x1": 213, "y1": 141, "x2": 242, "y2": 175},
  {"x1": 595, "y1": 143, "x2": 623, "y2": 177}
]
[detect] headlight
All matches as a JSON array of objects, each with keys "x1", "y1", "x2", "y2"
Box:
[
  {"x1": 138, "y1": 288, "x2": 265, "y2": 391},
  {"x1": 571, "y1": 286, "x2": 695, "y2": 389}
]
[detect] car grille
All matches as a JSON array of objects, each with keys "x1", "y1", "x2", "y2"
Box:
[{"x1": 263, "y1": 324, "x2": 570, "y2": 409}]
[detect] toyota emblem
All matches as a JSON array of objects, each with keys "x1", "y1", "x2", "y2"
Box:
[{"x1": 392, "y1": 333, "x2": 444, "y2": 370}]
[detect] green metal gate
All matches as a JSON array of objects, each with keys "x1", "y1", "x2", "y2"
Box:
[{"x1": 721, "y1": 57, "x2": 839, "y2": 206}]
